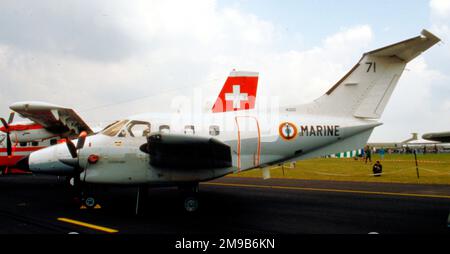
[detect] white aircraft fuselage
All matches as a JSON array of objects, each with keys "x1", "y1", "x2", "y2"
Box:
[{"x1": 28, "y1": 109, "x2": 380, "y2": 186}]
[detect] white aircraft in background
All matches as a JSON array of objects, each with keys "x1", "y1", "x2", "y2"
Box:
[{"x1": 10, "y1": 30, "x2": 440, "y2": 213}]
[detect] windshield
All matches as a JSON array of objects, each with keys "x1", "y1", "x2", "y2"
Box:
[
  {"x1": 101, "y1": 120, "x2": 128, "y2": 137},
  {"x1": 126, "y1": 121, "x2": 151, "y2": 137}
]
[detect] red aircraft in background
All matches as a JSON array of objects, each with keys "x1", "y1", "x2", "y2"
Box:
[
  {"x1": 0, "y1": 102, "x2": 94, "y2": 175},
  {"x1": 0, "y1": 112, "x2": 65, "y2": 175}
]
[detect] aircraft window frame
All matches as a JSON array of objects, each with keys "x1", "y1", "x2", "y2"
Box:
[
  {"x1": 101, "y1": 120, "x2": 129, "y2": 137},
  {"x1": 31, "y1": 141, "x2": 39, "y2": 147},
  {"x1": 19, "y1": 142, "x2": 27, "y2": 147},
  {"x1": 159, "y1": 125, "x2": 170, "y2": 134},
  {"x1": 209, "y1": 125, "x2": 220, "y2": 136},
  {"x1": 184, "y1": 125, "x2": 195, "y2": 135},
  {"x1": 118, "y1": 129, "x2": 127, "y2": 138},
  {"x1": 126, "y1": 121, "x2": 151, "y2": 138},
  {"x1": 101, "y1": 120, "x2": 119, "y2": 131}
]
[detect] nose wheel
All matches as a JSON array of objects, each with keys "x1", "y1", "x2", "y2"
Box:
[
  {"x1": 66, "y1": 177, "x2": 100, "y2": 210},
  {"x1": 82, "y1": 196, "x2": 97, "y2": 209}
]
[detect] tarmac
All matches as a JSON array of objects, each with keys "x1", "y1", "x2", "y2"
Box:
[{"x1": 0, "y1": 174, "x2": 449, "y2": 234}]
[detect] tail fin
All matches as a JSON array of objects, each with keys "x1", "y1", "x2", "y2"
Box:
[
  {"x1": 212, "y1": 71, "x2": 259, "y2": 113},
  {"x1": 305, "y1": 29, "x2": 440, "y2": 119}
]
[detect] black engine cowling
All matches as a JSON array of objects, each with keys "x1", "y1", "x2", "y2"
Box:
[{"x1": 140, "y1": 133, "x2": 232, "y2": 170}]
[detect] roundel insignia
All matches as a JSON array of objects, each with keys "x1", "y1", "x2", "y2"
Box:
[{"x1": 279, "y1": 122, "x2": 298, "y2": 141}]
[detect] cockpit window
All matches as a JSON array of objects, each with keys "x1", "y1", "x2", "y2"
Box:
[
  {"x1": 101, "y1": 120, "x2": 128, "y2": 137},
  {"x1": 126, "y1": 121, "x2": 151, "y2": 137},
  {"x1": 101, "y1": 120, "x2": 120, "y2": 131}
]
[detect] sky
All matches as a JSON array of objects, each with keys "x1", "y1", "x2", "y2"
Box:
[{"x1": 0, "y1": 0, "x2": 449, "y2": 142}]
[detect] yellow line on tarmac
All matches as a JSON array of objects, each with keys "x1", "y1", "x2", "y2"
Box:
[
  {"x1": 203, "y1": 182, "x2": 450, "y2": 200},
  {"x1": 57, "y1": 218, "x2": 119, "y2": 233}
]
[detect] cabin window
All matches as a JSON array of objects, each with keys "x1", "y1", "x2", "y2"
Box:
[
  {"x1": 209, "y1": 125, "x2": 220, "y2": 136},
  {"x1": 159, "y1": 125, "x2": 170, "y2": 134},
  {"x1": 20, "y1": 142, "x2": 27, "y2": 147},
  {"x1": 50, "y1": 139, "x2": 57, "y2": 145},
  {"x1": 184, "y1": 125, "x2": 195, "y2": 135},
  {"x1": 31, "y1": 141, "x2": 39, "y2": 147}
]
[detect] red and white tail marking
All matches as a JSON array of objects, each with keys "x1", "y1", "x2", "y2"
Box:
[{"x1": 212, "y1": 71, "x2": 259, "y2": 113}]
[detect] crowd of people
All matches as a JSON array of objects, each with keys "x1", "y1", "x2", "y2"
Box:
[
  {"x1": 330, "y1": 144, "x2": 445, "y2": 177},
  {"x1": 358, "y1": 144, "x2": 439, "y2": 177}
]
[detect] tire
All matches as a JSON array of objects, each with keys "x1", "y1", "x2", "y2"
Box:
[
  {"x1": 184, "y1": 196, "x2": 199, "y2": 212},
  {"x1": 84, "y1": 196, "x2": 97, "y2": 209}
]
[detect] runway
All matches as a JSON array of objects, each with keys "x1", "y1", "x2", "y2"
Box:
[{"x1": 0, "y1": 174, "x2": 449, "y2": 234}]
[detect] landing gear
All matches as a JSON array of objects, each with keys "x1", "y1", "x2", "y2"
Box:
[
  {"x1": 184, "y1": 196, "x2": 199, "y2": 212},
  {"x1": 66, "y1": 177, "x2": 100, "y2": 210},
  {"x1": 135, "y1": 185, "x2": 148, "y2": 216},
  {"x1": 82, "y1": 196, "x2": 97, "y2": 209},
  {"x1": 179, "y1": 183, "x2": 199, "y2": 213}
]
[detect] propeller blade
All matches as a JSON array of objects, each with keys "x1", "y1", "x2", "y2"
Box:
[
  {"x1": 7, "y1": 112, "x2": 14, "y2": 125},
  {"x1": 65, "y1": 132, "x2": 89, "y2": 194},
  {"x1": 0, "y1": 118, "x2": 8, "y2": 129},
  {"x1": 59, "y1": 158, "x2": 79, "y2": 167},
  {"x1": 6, "y1": 132, "x2": 12, "y2": 156},
  {"x1": 76, "y1": 131, "x2": 88, "y2": 150},
  {"x1": 66, "y1": 138, "x2": 78, "y2": 159}
]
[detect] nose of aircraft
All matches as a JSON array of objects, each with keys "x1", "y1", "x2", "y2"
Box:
[{"x1": 19, "y1": 143, "x2": 75, "y2": 175}]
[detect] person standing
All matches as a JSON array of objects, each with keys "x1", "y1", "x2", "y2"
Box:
[
  {"x1": 379, "y1": 147, "x2": 385, "y2": 160},
  {"x1": 365, "y1": 145, "x2": 372, "y2": 164}
]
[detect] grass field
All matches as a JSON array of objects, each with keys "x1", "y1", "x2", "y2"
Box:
[{"x1": 230, "y1": 154, "x2": 450, "y2": 185}]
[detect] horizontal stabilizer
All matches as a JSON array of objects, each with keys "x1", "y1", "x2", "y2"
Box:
[
  {"x1": 302, "y1": 29, "x2": 440, "y2": 119},
  {"x1": 365, "y1": 29, "x2": 441, "y2": 62}
]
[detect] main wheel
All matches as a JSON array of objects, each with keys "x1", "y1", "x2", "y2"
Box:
[{"x1": 184, "y1": 196, "x2": 199, "y2": 212}]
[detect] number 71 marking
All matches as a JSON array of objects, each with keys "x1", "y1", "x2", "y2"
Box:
[{"x1": 366, "y1": 62, "x2": 376, "y2": 73}]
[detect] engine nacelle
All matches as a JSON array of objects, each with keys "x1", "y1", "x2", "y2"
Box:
[
  {"x1": 141, "y1": 133, "x2": 232, "y2": 170},
  {"x1": 27, "y1": 142, "x2": 74, "y2": 175}
]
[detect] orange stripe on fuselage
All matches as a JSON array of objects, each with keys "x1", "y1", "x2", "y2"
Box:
[
  {"x1": 0, "y1": 146, "x2": 46, "y2": 153},
  {"x1": 0, "y1": 124, "x2": 44, "y2": 132}
]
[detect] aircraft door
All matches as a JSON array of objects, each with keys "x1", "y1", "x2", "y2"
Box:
[{"x1": 235, "y1": 116, "x2": 261, "y2": 171}]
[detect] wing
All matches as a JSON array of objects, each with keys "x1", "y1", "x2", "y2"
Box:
[
  {"x1": 9, "y1": 101, "x2": 93, "y2": 137},
  {"x1": 422, "y1": 132, "x2": 450, "y2": 143}
]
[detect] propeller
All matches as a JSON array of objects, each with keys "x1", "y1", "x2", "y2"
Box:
[
  {"x1": 7, "y1": 112, "x2": 14, "y2": 125},
  {"x1": 63, "y1": 131, "x2": 88, "y2": 191},
  {"x1": 0, "y1": 112, "x2": 15, "y2": 157},
  {"x1": 65, "y1": 131, "x2": 88, "y2": 160}
]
